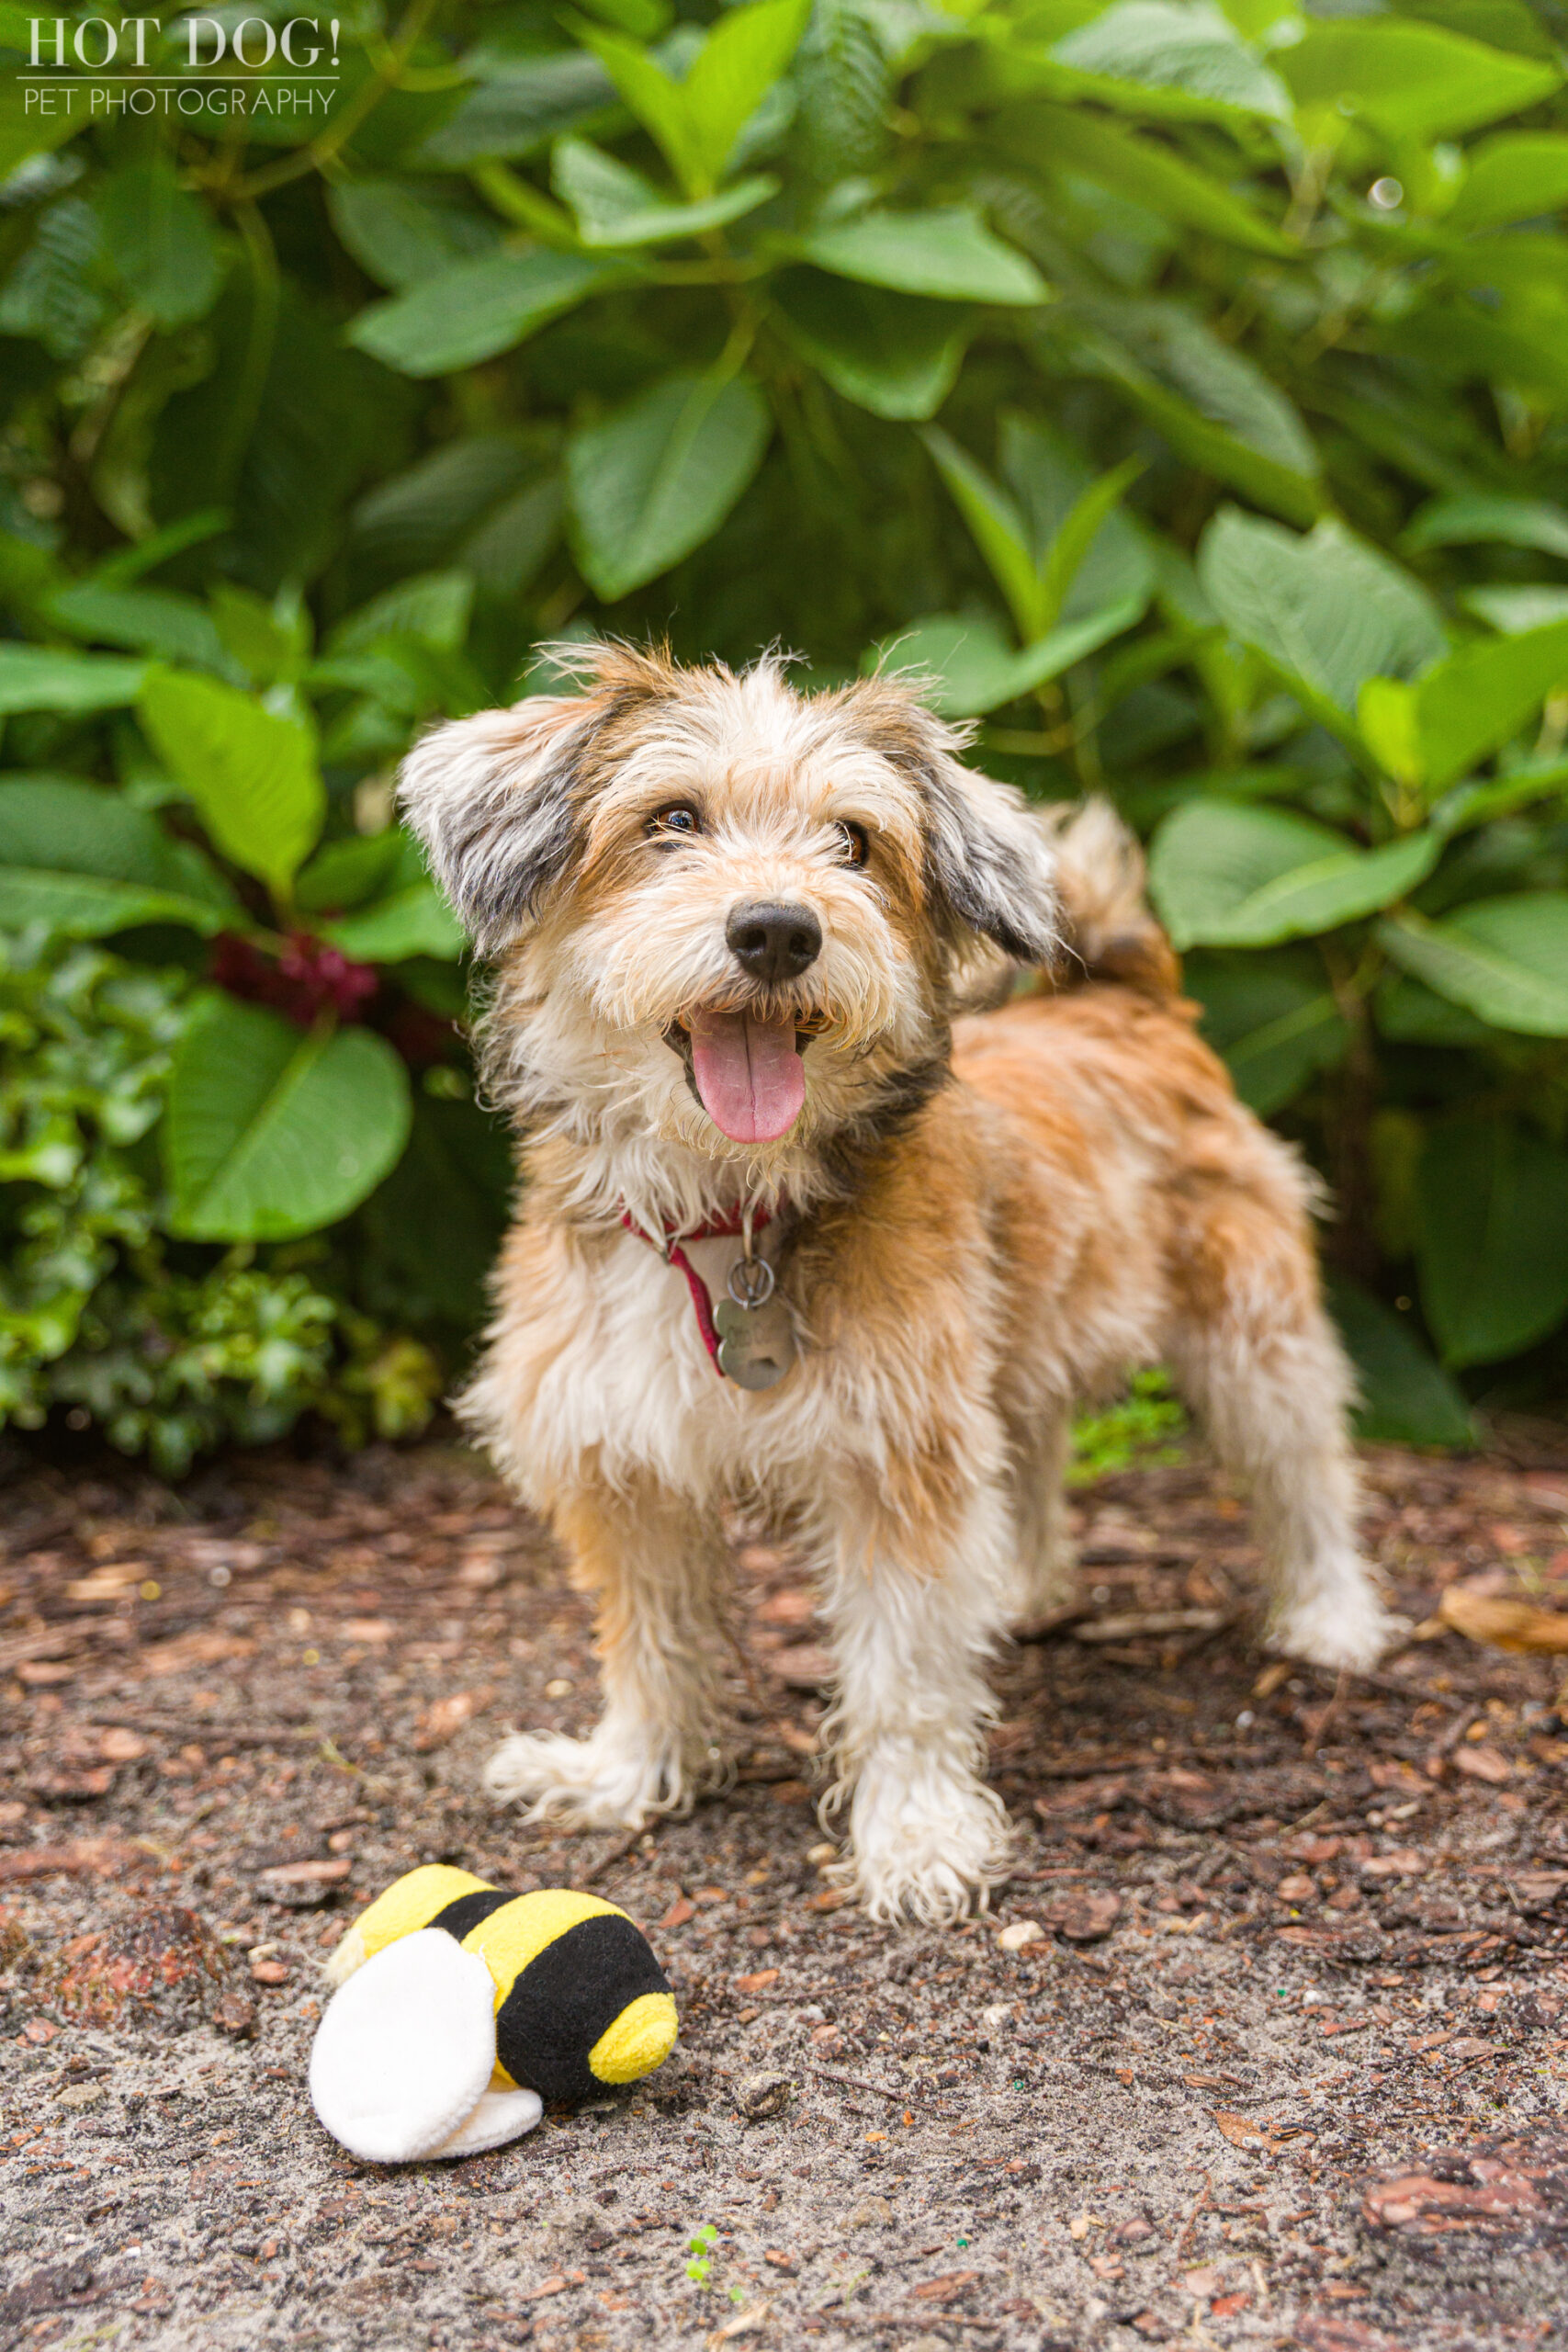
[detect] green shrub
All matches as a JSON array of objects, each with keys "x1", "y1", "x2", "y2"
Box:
[{"x1": 4, "y1": 0, "x2": 1568, "y2": 1464}]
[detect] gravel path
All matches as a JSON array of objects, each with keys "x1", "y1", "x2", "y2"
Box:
[{"x1": 3, "y1": 1432, "x2": 1567, "y2": 2350}]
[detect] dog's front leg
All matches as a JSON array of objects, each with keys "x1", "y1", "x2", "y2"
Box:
[
  {"x1": 485, "y1": 1480, "x2": 727, "y2": 1828},
  {"x1": 819, "y1": 1482, "x2": 1014, "y2": 1927}
]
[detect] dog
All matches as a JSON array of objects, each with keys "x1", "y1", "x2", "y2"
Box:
[{"x1": 400, "y1": 643, "x2": 1394, "y2": 1925}]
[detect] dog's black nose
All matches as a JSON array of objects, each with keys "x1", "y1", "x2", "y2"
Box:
[{"x1": 726, "y1": 899, "x2": 822, "y2": 983}]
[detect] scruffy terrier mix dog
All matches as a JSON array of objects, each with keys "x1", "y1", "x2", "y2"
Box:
[{"x1": 400, "y1": 644, "x2": 1394, "y2": 1925}]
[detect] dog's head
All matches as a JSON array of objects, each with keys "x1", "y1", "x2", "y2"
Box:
[{"x1": 400, "y1": 646, "x2": 1057, "y2": 1170}]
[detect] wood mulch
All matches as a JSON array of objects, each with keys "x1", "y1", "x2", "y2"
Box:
[{"x1": 1, "y1": 1429, "x2": 1567, "y2": 2349}]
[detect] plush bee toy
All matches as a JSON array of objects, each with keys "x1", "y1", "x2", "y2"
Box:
[{"x1": 310, "y1": 1866, "x2": 678, "y2": 2164}]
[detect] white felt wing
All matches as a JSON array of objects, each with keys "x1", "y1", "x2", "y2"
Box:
[
  {"x1": 310, "y1": 1928, "x2": 498, "y2": 2164},
  {"x1": 428, "y1": 2084, "x2": 544, "y2": 2158}
]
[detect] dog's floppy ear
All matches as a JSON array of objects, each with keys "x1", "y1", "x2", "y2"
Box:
[
  {"x1": 921, "y1": 757, "x2": 1059, "y2": 966},
  {"x1": 849, "y1": 689, "x2": 1058, "y2": 965},
  {"x1": 399, "y1": 696, "x2": 594, "y2": 956}
]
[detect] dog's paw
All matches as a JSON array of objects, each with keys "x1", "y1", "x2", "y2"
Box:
[
  {"x1": 1266, "y1": 1580, "x2": 1404, "y2": 1675},
  {"x1": 482, "y1": 1731, "x2": 684, "y2": 1828},
  {"x1": 838, "y1": 1762, "x2": 1012, "y2": 1927}
]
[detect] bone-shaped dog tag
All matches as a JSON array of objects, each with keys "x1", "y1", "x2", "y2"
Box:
[{"x1": 714, "y1": 1295, "x2": 796, "y2": 1390}]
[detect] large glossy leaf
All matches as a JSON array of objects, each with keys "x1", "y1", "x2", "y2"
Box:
[
  {"x1": 878, "y1": 598, "x2": 1145, "y2": 718},
  {"x1": 1403, "y1": 492, "x2": 1568, "y2": 560},
  {"x1": 1411, "y1": 620, "x2": 1568, "y2": 792},
  {"x1": 1379, "y1": 895, "x2": 1568, "y2": 1035},
  {"x1": 0, "y1": 777, "x2": 239, "y2": 939},
  {"x1": 1149, "y1": 802, "x2": 1438, "y2": 949},
  {"x1": 1197, "y1": 509, "x2": 1446, "y2": 723},
  {"x1": 44, "y1": 582, "x2": 231, "y2": 675},
  {"x1": 95, "y1": 154, "x2": 222, "y2": 330},
  {"x1": 0, "y1": 646, "x2": 147, "y2": 716},
  {"x1": 991, "y1": 103, "x2": 1292, "y2": 256},
  {"x1": 137, "y1": 671, "x2": 324, "y2": 897},
  {"x1": 1279, "y1": 17, "x2": 1560, "y2": 141},
  {"x1": 553, "y1": 138, "x2": 778, "y2": 245},
  {"x1": 321, "y1": 887, "x2": 467, "y2": 961},
  {"x1": 772, "y1": 272, "x2": 970, "y2": 420},
  {"x1": 164, "y1": 998, "x2": 412, "y2": 1243},
  {"x1": 1183, "y1": 946, "x2": 1348, "y2": 1115},
  {"x1": 1416, "y1": 1118, "x2": 1568, "y2": 1368},
  {"x1": 794, "y1": 208, "x2": 1048, "y2": 304},
  {"x1": 1050, "y1": 2, "x2": 1290, "y2": 121},
  {"x1": 567, "y1": 372, "x2": 772, "y2": 601},
  {"x1": 576, "y1": 0, "x2": 810, "y2": 194},
  {"x1": 1060, "y1": 308, "x2": 1322, "y2": 527},
  {"x1": 1323, "y1": 1275, "x2": 1473, "y2": 1448},
  {"x1": 327, "y1": 181, "x2": 499, "y2": 293},
  {"x1": 349, "y1": 251, "x2": 625, "y2": 377},
  {"x1": 1448, "y1": 134, "x2": 1568, "y2": 232}
]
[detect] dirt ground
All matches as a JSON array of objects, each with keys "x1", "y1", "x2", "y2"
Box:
[{"x1": 3, "y1": 1427, "x2": 1568, "y2": 2352}]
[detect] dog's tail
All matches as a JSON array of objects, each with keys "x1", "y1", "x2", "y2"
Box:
[{"x1": 1036, "y1": 798, "x2": 1181, "y2": 1001}]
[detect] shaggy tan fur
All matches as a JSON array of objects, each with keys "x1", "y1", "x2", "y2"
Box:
[{"x1": 400, "y1": 647, "x2": 1393, "y2": 1924}]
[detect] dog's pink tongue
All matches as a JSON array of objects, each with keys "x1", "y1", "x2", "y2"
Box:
[{"x1": 689, "y1": 1010, "x2": 805, "y2": 1144}]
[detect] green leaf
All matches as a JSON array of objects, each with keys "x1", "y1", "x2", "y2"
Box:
[
  {"x1": 326, "y1": 179, "x2": 500, "y2": 292},
  {"x1": 0, "y1": 78, "x2": 86, "y2": 180},
  {"x1": 1415, "y1": 1118, "x2": 1568, "y2": 1368},
  {"x1": 876, "y1": 598, "x2": 1145, "y2": 718},
  {"x1": 0, "y1": 776, "x2": 239, "y2": 939},
  {"x1": 920, "y1": 428, "x2": 1042, "y2": 639},
  {"x1": 553, "y1": 139, "x2": 777, "y2": 245},
  {"x1": 1183, "y1": 946, "x2": 1348, "y2": 1115},
  {"x1": 574, "y1": 0, "x2": 810, "y2": 195},
  {"x1": 329, "y1": 572, "x2": 475, "y2": 656},
  {"x1": 44, "y1": 582, "x2": 231, "y2": 675},
  {"x1": 1035, "y1": 455, "x2": 1144, "y2": 635},
  {"x1": 795, "y1": 207, "x2": 1048, "y2": 304},
  {"x1": 0, "y1": 646, "x2": 147, "y2": 717},
  {"x1": 1323, "y1": 1274, "x2": 1473, "y2": 1448},
  {"x1": 348, "y1": 251, "x2": 625, "y2": 377},
  {"x1": 1403, "y1": 492, "x2": 1568, "y2": 560},
  {"x1": 1463, "y1": 587, "x2": 1568, "y2": 636},
  {"x1": 1049, "y1": 1, "x2": 1291, "y2": 120},
  {"x1": 164, "y1": 998, "x2": 412, "y2": 1244},
  {"x1": 137, "y1": 671, "x2": 324, "y2": 898},
  {"x1": 567, "y1": 371, "x2": 772, "y2": 601},
  {"x1": 1279, "y1": 17, "x2": 1560, "y2": 140},
  {"x1": 95, "y1": 155, "x2": 222, "y2": 330},
  {"x1": 1149, "y1": 802, "x2": 1438, "y2": 949},
  {"x1": 771, "y1": 271, "x2": 971, "y2": 421},
  {"x1": 1379, "y1": 895, "x2": 1568, "y2": 1036},
  {"x1": 999, "y1": 416, "x2": 1156, "y2": 624},
  {"x1": 321, "y1": 887, "x2": 468, "y2": 961},
  {"x1": 1411, "y1": 621, "x2": 1568, "y2": 792},
  {"x1": 990, "y1": 102, "x2": 1293, "y2": 256},
  {"x1": 1059, "y1": 305, "x2": 1323, "y2": 527},
  {"x1": 1197, "y1": 509, "x2": 1446, "y2": 723},
  {"x1": 1448, "y1": 133, "x2": 1568, "y2": 232}
]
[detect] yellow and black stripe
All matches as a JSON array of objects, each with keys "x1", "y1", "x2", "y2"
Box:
[{"x1": 333, "y1": 1866, "x2": 677, "y2": 2106}]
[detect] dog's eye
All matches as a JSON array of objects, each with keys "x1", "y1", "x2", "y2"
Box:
[
  {"x1": 651, "y1": 803, "x2": 702, "y2": 839},
  {"x1": 834, "y1": 820, "x2": 870, "y2": 867}
]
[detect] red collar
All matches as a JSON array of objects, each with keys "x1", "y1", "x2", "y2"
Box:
[{"x1": 621, "y1": 1204, "x2": 776, "y2": 1375}]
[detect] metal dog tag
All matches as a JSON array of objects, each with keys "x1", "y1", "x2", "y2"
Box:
[{"x1": 714, "y1": 1294, "x2": 796, "y2": 1389}]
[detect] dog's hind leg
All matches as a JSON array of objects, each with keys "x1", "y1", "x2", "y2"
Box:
[
  {"x1": 1004, "y1": 1403, "x2": 1077, "y2": 1624},
  {"x1": 485, "y1": 1479, "x2": 727, "y2": 1827},
  {"x1": 818, "y1": 1480, "x2": 1014, "y2": 1927},
  {"x1": 1166, "y1": 1178, "x2": 1396, "y2": 1675}
]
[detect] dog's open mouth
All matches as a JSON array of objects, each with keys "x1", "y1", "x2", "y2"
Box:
[{"x1": 668, "y1": 1009, "x2": 827, "y2": 1145}]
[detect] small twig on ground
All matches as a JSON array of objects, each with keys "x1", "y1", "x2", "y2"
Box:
[
  {"x1": 579, "y1": 1827, "x2": 649, "y2": 1887},
  {"x1": 1175, "y1": 2171, "x2": 1213, "y2": 2260},
  {"x1": 807, "y1": 2063, "x2": 917, "y2": 2105}
]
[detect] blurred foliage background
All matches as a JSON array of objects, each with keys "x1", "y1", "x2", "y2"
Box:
[{"x1": 3, "y1": 0, "x2": 1568, "y2": 1474}]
